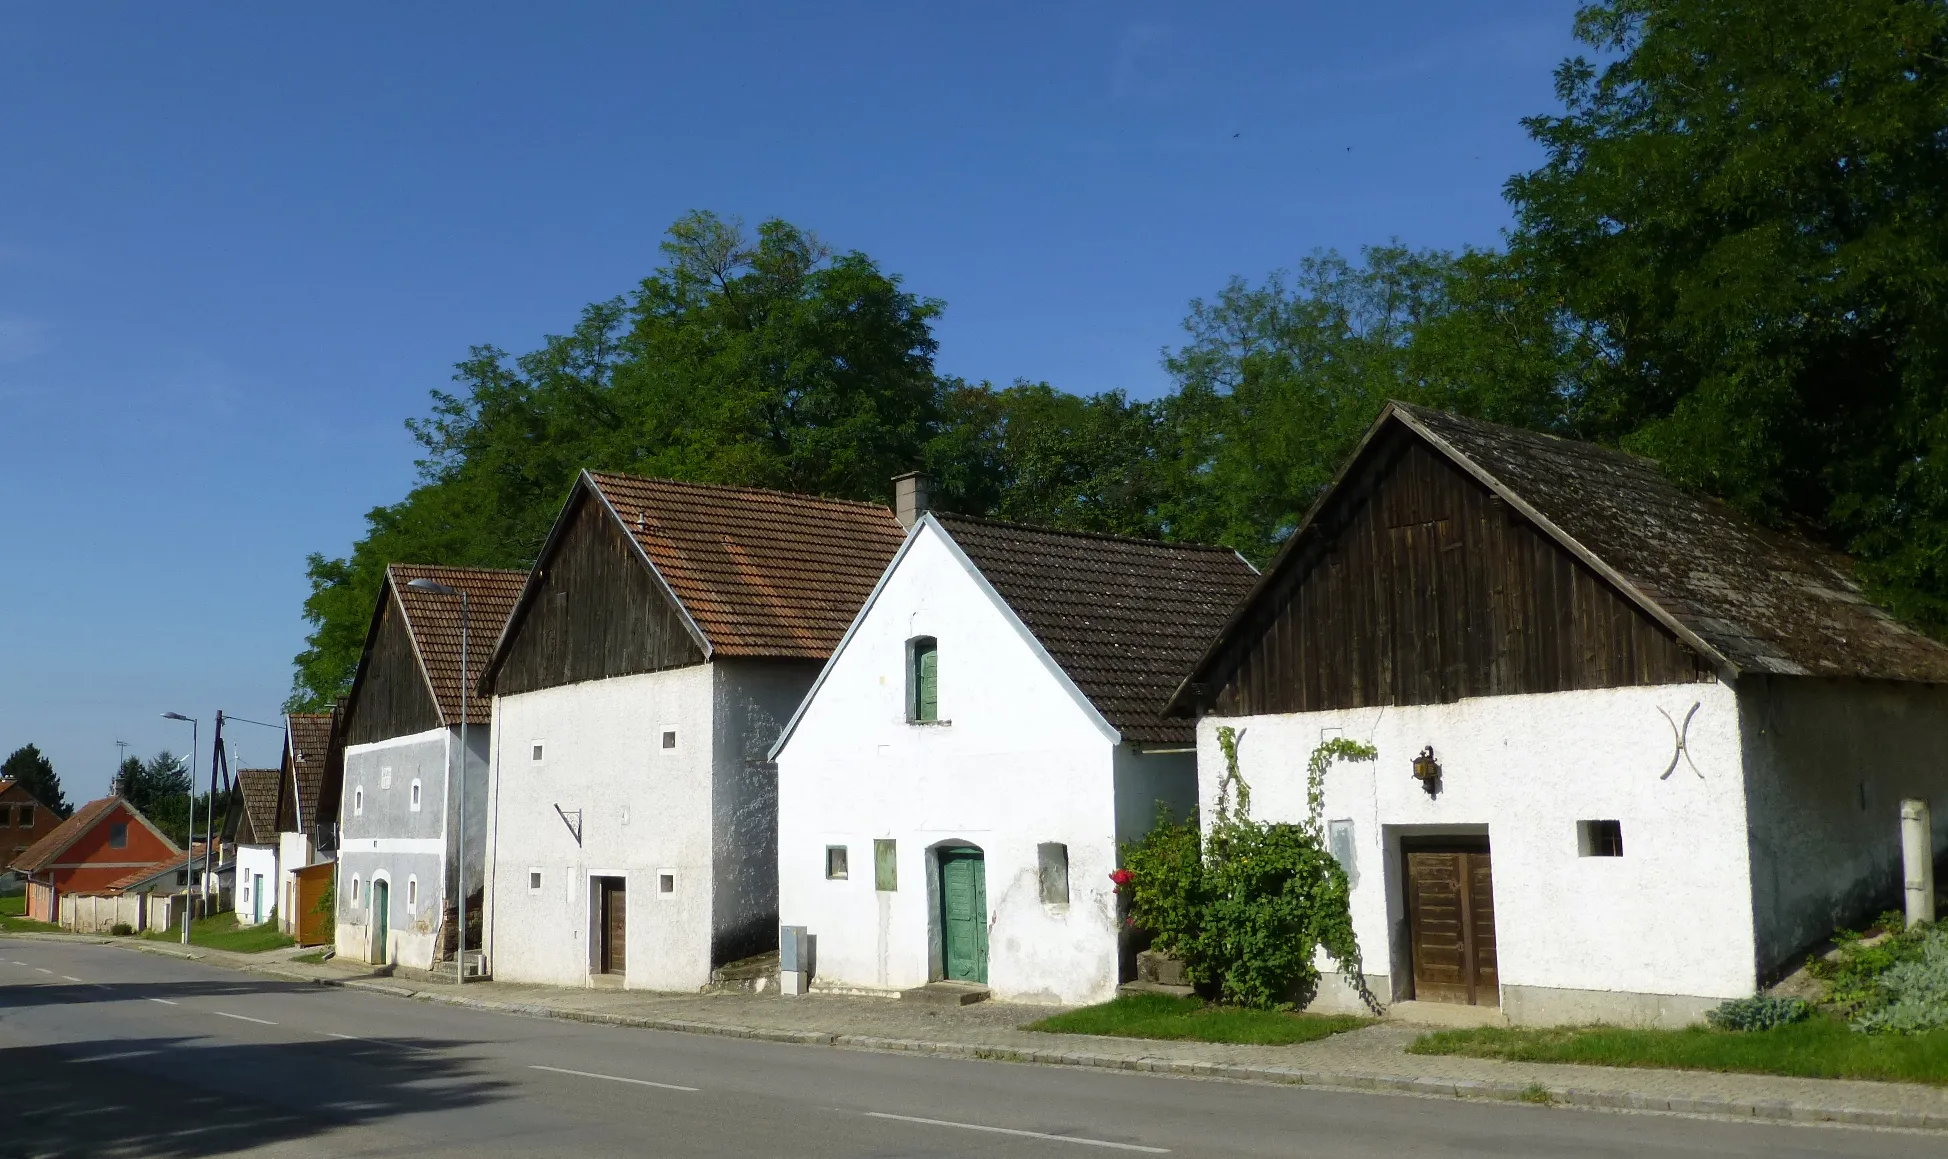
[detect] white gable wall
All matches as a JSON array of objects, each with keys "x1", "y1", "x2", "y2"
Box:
[
  {"x1": 777, "y1": 524, "x2": 1126, "y2": 1005},
  {"x1": 1199, "y1": 681, "x2": 1756, "y2": 1026},
  {"x1": 485, "y1": 664, "x2": 718, "y2": 989},
  {"x1": 235, "y1": 843, "x2": 278, "y2": 925}
]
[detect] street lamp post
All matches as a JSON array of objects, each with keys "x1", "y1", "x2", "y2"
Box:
[
  {"x1": 407, "y1": 577, "x2": 470, "y2": 986},
  {"x1": 160, "y1": 712, "x2": 197, "y2": 946}
]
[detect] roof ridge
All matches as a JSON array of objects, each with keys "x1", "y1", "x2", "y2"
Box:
[
  {"x1": 585, "y1": 470, "x2": 896, "y2": 514},
  {"x1": 933, "y1": 511, "x2": 1243, "y2": 555},
  {"x1": 386, "y1": 563, "x2": 530, "y2": 577}
]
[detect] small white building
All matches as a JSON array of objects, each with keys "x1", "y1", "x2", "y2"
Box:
[
  {"x1": 228, "y1": 769, "x2": 281, "y2": 925},
  {"x1": 773, "y1": 507, "x2": 1258, "y2": 1005},
  {"x1": 333, "y1": 565, "x2": 525, "y2": 968},
  {"x1": 1169, "y1": 402, "x2": 1948, "y2": 1026},
  {"x1": 272, "y1": 712, "x2": 342, "y2": 940},
  {"x1": 480, "y1": 470, "x2": 906, "y2": 991}
]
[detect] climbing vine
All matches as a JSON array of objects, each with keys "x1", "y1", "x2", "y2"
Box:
[{"x1": 1121, "y1": 727, "x2": 1380, "y2": 1012}]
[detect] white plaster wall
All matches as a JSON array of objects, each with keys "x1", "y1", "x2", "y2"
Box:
[
  {"x1": 777, "y1": 524, "x2": 1124, "y2": 1006},
  {"x1": 485, "y1": 663, "x2": 718, "y2": 990},
  {"x1": 1198, "y1": 681, "x2": 1757, "y2": 1010},
  {"x1": 276, "y1": 831, "x2": 313, "y2": 936},
  {"x1": 1740, "y1": 677, "x2": 1948, "y2": 976},
  {"x1": 235, "y1": 845, "x2": 278, "y2": 925}
]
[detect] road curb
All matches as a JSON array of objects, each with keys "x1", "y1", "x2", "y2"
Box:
[{"x1": 96, "y1": 942, "x2": 1948, "y2": 1134}]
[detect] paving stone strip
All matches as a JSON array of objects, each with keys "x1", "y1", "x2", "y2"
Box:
[{"x1": 21, "y1": 934, "x2": 1947, "y2": 1132}]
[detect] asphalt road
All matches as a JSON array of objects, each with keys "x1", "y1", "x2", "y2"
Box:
[{"x1": 0, "y1": 938, "x2": 1938, "y2": 1159}]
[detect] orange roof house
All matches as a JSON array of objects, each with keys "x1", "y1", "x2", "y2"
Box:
[
  {"x1": 0, "y1": 778, "x2": 55, "y2": 875},
  {"x1": 9, "y1": 796, "x2": 181, "y2": 922}
]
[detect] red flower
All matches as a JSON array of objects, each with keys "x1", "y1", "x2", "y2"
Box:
[{"x1": 1108, "y1": 869, "x2": 1134, "y2": 888}]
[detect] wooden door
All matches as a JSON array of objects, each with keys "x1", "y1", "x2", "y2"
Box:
[
  {"x1": 599, "y1": 878, "x2": 627, "y2": 975},
  {"x1": 371, "y1": 880, "x2": 390, "y2": 964},
  {"x1": 937, "y1": 847, "x2": 987, "y2": 983},
  {"x1": 1405, "y1": 843, "x2": 1498, "y2": 1006}
]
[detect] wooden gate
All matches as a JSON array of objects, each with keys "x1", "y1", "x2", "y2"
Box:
[
  {"x1": 1405, "y1": 840, "x2": 1498, "y2": 1006},
  {"x1": 598, "y1": 878, "x2": 627, "y2": 976},
  {"x1": 294, "y1": 863, "x2": 335, "y2": 947}
]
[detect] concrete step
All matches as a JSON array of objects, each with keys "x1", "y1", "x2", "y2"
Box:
[
  {"x1": 1118, "y1": 980, "x2": 1196, "y2": 999},
  {"x1": 1382, "y1": 999, "x2": 1507, "y2": 1028},
  {"x1": 706, "y1": 950, "x2": 780, "y2": 995},
  {"x1": 899, "y1": 981, "x2": 991, "y2": 1006}
]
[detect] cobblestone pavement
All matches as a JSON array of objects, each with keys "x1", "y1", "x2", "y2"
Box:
[{"x1": 69, "y1": 934, "x2": 1948, "y2": 1131}]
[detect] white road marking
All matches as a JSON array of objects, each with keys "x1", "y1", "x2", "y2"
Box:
[
  {"x1": 865, "y1": 1112, "x2": 1169, "y2": 1153},
  {"x1": 34, "y1": 968, "x2": 51, "y2": 974},
  {"x1": 326, "y1": 1031, "x2": 435, "y2": 1054},
  {"x1": 60, "y1": 975, "x2": 82, "y2": 982},
  {"x1": 528, "y1": 1064, "x2": 698, "y2": 1092},
  {"x1": 147, "y1": 998, "x2": 178, "y2": 1006},
  {"x1": 68, "y1": 1051, "x2": 155, "y2": 1064},
  {"x1": 214, "y1": 1011, "x2": 277, "y2": 1026}
]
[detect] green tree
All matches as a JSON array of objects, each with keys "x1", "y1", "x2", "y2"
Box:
[
  {"x1": 1, "y1": 744, "x2": 70, "y2": 818},
  {"x1": 121, "y1": 751, "x2": 197, "y2": 845},
  {"x1": 289, "y1": 212, "x2": 949, "y2": 710},
  {"x1": 1508, "y1": 0, "x2": 1948, "y2": 628}
]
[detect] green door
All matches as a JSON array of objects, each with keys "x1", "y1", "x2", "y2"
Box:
[
  {"x1": 937, "y1": 846, "x2": 988, "y2": 983},
  {"x1": 372, "y1": 879, "x2": 390, "y2": 964}
]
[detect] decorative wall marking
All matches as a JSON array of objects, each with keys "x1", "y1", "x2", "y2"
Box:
[{"x1": 1658, "y1": 702, "x2": 1703, "y2": 780}]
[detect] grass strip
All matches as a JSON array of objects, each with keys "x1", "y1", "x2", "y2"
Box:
[
  {"x1": 1411, "y1": 1017, "x2": 1948, "y2": 1086},
  {"x1": 0, "y1": 895, "x2": 23, "y2": 917},
  {"x1": 144, "y1": 912, "x2": 295, "y2": 954},
  {"x1": 1024, "y1": 993, "x2": 1369, "y2": 1045}
]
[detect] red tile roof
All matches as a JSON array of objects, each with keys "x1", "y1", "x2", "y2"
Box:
[
  {"x1": 583, "y1": 472, "x2": 908, "y2": 659},
  {"x1": 235, "y1": 769, "x2": 280, "y2": 844},
  {"x1": 281, "y1": 713, "x2": 337, "y2": 832},
  {"x1": 8, "y1": 796, "x2": 181, "y2": 875},
  {"x1": 388, "y1": 564, "x2": 527, "y2": 726}
]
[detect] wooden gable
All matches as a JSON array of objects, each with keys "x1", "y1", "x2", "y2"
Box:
[
  {"x1": 491, "y1": 486, "x2": 706, "y2": 696},
  {"x1": 1198, "y1": 424, "x2": 1710, "y2": 718},
  {"x1": 344, "y1": 587, "x2": 443, "y2": 745}
]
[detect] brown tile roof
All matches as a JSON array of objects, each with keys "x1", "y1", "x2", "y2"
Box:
[
  {"x1": 584, "y1": 472, "x2": 908, "y2": 659},
  {"x1": 283, "y1": 713, "x2": 337, "y2": 832},
  {"x1": 935, "y1": 515, "x2": 1259, "y2": 745},
  {"x1": 1391, "y1": 403, "x2": 1948, "y2": 681},
  {"x1": 388, "y1": 564, "x2": 527, "y2": 725},
  {"x1": 235, "y1": 769, "x2": 280, "y2": 844}
]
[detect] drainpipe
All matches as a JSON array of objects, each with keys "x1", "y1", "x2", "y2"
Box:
[{"x1": 1901, "y1": 799, "x2": 1935, "y2": 928}]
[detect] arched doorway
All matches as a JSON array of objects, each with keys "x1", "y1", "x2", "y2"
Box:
[
  {"x1": 371, "y1": 879, "x2": 391, "y2": 965},
  {"x1": 935, "y1": 845, "x2": 987, "y2": 984}
]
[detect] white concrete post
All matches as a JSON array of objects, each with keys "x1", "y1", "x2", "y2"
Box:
[{"x1": 1901, "y1": 798, "x2": 1935, "y2": 928}]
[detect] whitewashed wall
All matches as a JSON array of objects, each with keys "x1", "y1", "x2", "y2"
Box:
[
  {"x1": 235, "y1": 844, "x2": 278, "y2": 925},
  {"x1": 777, "y1": 523, "x2": 1129, "y2": 1006},
  {"x1": 1199, "y1": 681, "x2": 1755, "y2": 1026},
  {"x1": 1740, "y1": 677, "x2": 1948, "y2": 976},
  {"x1": 336, "y1": 728, "x2": 452, "y2": 968},
  {"x1": 485, "y1": 664, "x2": 719, "y2": 990}
]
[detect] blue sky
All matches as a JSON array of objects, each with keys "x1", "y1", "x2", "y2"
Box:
[{"x1": 0, "y1": 2, "x2": 1582, "y2": 803}]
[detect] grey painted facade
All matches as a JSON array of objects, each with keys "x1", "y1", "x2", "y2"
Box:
[{"x1": 335, "y1": 724, "x2": 490, "y2": 968}]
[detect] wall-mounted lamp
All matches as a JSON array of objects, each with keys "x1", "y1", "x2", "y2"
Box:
[{"x1": 1412, "y1": 746, "x2": 1442, "y2": 797}]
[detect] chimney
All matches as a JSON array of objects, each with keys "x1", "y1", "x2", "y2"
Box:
[{"x1": 893, "y1": 471, "x2": 933, "y2": 529}]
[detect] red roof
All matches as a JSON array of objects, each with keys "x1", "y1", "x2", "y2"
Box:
[{"x1": 386, "y1": 564, "x2": 526, "y2": 725}]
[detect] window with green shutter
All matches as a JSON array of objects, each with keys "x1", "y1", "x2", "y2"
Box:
[
  {"x1": 874, "y1": 839, "x2": 897, "y2": 891},
  {"x1": 908, "y1": 637, "x2": 938, "y2": 722}
]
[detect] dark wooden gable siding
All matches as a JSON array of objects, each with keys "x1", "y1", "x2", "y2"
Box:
[
  {"x1": 345, "y1": 590, "x2": 442, "y2": 745},
  {"x1": 1207, "y1": 428, "x2": 1710, "y2": 717},
  {"x1": 492, "y1": 488, "x2": 705, "y2": 696}
]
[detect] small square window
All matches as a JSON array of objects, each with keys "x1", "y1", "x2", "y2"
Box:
[
  {"x1": 825, "y1": 846, "x2": 848, "y2": 880},
  {"x1": 529, "y1": 869, "x2": 543, "y2": 891},
  {"x1": 354, "y1": 786, "x2": 364, "y2": 816},
  {"x1": 0, "y1": 806, "x2": 11, "y2": 828},
  {"x1": 658, "y1": 872, "x2": 675, "y2": 895},
  {"x1": 18, "y1": 805, "x2": 33, "y2": 828},
  {"x1": 109, "y1": 822, "x2": 128, "y2": 849},
  {"x1": 407, "y1": 877, "x2": 419, "y2": 910},
  {"x1": 1578, "y1": 819, "x2": 1624, "y2": 857},
  {"x1": 410, "y1": 780, "x2": 422, "y2": 811},
  {"x1": 874, "y1": 839, "x2": 897, "y2": 892},
  {"x1": 661, "y1": 729, "x2": 677, "y2": 750},
  {"x1": 1038, "y1": 842, "x2": 1069, "y2": 904},
  {"x1": 532, "y1": 743, "x2": 544, "y2": 762}
]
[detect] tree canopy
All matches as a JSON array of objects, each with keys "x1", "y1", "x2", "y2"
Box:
[
  {"x1": 291, "y1": 1, "x2": 1948, "y2": 706},
  {"x1": 1, "y1": 744, "x2": 70, "y2": 818}
]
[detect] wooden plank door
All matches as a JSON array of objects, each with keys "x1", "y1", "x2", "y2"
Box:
[
  {"x1": 599, "y1": 879, "x2": 627, "y2": 975},
  {"x1": 938, "y1": 848, "x2": 987, "y2": 983},
  {"x1": 1406, "y1": 844, "x2": 1498, "y2": 1006}
]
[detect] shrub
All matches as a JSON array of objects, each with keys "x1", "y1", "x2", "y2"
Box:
[
  {"x1": 110, "y1": 922, "x2": 134, "y2": 937},
  {"x1": 1704, "y1": 995, "x2": 1810, "y2": 1031},
  {"x1": 1120, "y1": 727, "x2": 1379, "y2": 1012},
  {"x1": 1850, "y1": 924, "x2": 1948, "y2": 1035}
]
